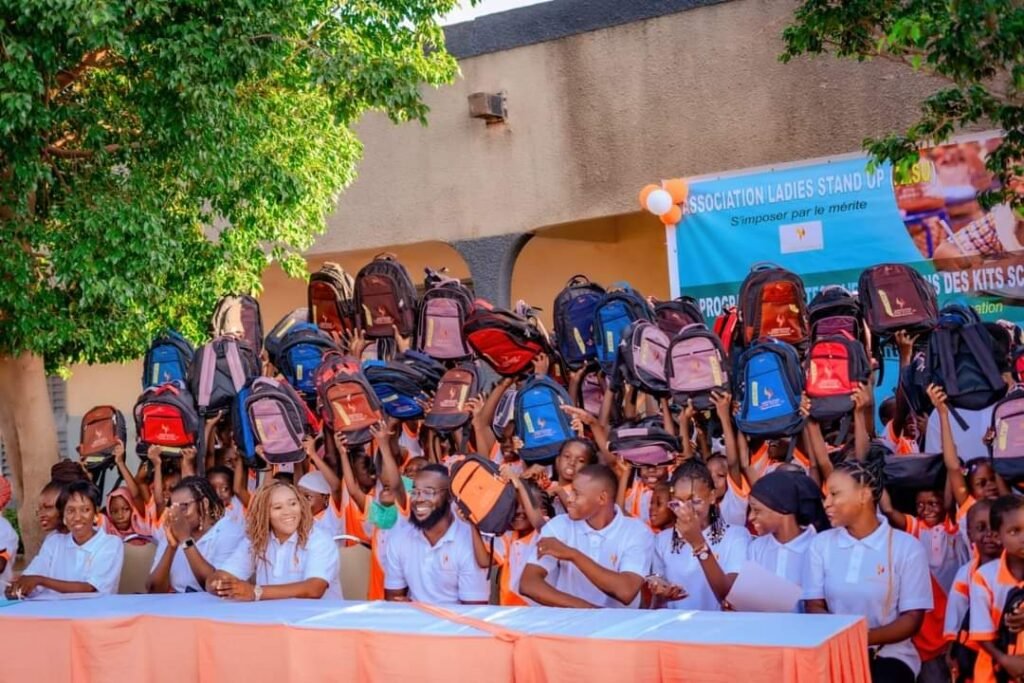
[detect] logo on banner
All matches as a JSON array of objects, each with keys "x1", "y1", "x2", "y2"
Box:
[{"x1": 779, "y1": 221, "x2": 824, "y2": 254}]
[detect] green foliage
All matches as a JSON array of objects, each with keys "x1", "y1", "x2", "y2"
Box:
[
  {"x1": 0, "y1": 0, "x2": 468, "y2": 369},
  {"x1": 782, "y1": 1, "x2": 1024, "y2": 206}
]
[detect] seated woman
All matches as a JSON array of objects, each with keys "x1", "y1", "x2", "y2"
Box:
[
  {"x1": 208, "y1": 480, "x2": 340, "y2": 600},
  {"x1": 147, "y1": 476, "x2": 244, "y2": 593},
  {"x1": 5, "y1": 480, "x2": 124, "y2": 598}
]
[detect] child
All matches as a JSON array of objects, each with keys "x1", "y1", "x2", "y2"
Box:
[
  {"x1": 207, "y1": 465, "x2": 244, "y2": 527},
  {"x1": 101, "y1": 488, "x2": 153, "y2": 545},
  {"x1": 625, "y1": 462, "x2": 670, "y2": 522},
  {"x1": 547, "y1": 437, "x2": 599, "y2": 516},
  {"x1": 945, "y1": 499, "x2": 1001, "y2": 683},
  {"x1": 648, "y1": 481, "x2": 674, "y2": 533},
  {"x1": 969, "y1": 495, "x2": 1024, "y2": 682},
  {"x1": 494, "y1": 467, "x2": 551, "y2": 606}
]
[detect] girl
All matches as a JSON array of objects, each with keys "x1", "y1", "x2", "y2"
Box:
[
  {"x1": 805, "y1": 460, "x2": 933, "y2": 683},
  {"x1": 147, "y1": 476, "x2": 244, "y2": 594},
  {"x1": 209, "y1": 480, "x2": 341, "y2": 600},
  {"x1": 101, "y1": 487, "x2": 154, "y2": 544},
  {"x1": 646, "y1": 460, "x2": 750, "y2": 611},
  {"x1": 746, "y1": 470, "x2": 828, "y2": 595},
  {"x1": 495, "y1": 467, "x2": 551, "y2": 606},
  {"x1": 207, "y1": 465, "x2": 245, "y2": 527},
  {"x1": 625, "y1": 462, "x2": 671, "y2": 522},
  {"x1": 648, "y1": 481, "x2": 675, "y2": 533},
  {"x1": 547, "y1": 437, "x2": 599, "y2": 516},
  {"x1": 5, "y1": 481, "x2": 124, "y2": 598},
  {"x1": 968, "y1": 495, "x2": 1024, "y2": 683}
]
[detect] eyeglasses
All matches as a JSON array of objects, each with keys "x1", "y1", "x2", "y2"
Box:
[
  {"x1": 410, "y1": 487, "x2": 448, "y2": 500},
  {"x1": 169, "y1": 499, "x2": 197, "y2": 511}
]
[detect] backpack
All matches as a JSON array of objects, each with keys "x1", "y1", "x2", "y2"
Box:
[
  {"x1": 416, "y1": 270, "x2": 474, "y2": 360},
  {"x1": 211, "y1": 294, "x2": 264, "y2": 355},
  {"x1": 142, "y1": 332, "x2": 194, "y2": 389},
  {"x1": 609, "y1": 422, "x2": 680, "y2": 466},
  {"x1": 737, "y1": 263, "x2": 809, "y2": 349},
  {"x1": 995, "y1": 587, "x2": 1024, "y2": 683},
  {"x1": 318, "y1": 371, "x2": 382, "y2": 445},
  {"x1": 653, "y1": 296, "x2": 705, "y2": 337},
  {"x1": 364, "y1": 361, "x2": 430, "y2": 420},
  {"x1": 491, "y1": 385, "x2": 517, "y2": 440},
  {"x1": 449, "y1": 455, "x2": 518, "y2": 535},
  {"x1": 515, "y1": 375, "x2": 574, "y2": 463},
  {"x1": 882, "y1": 451, "x2": 944, "y2": 495},
  {"x1": 808, "y1": 285, "x2": 866, "y2": 345},
  {"x1": 990, "y1": 389, "x2": 1024, "y2": 483},
  {"x1": 552, "y1": 275, "x2": 606, "y2": 370},
  {"x1": 949, "y1": 606, "x2": 978, "y2": 683},
  {"x1": 806, "y1": 333, "x2": 871, "y2": 422},
  {"x1": 580, "y1": 369, "x2": 606, "y2": 415},
  {"x1": 189, "y1": 336, "x2": 261, "y2": 416},
  {"x1": 666, "y1": 324, "x2": 729, "y2": 410},
  {"x1": 232, "y1": 383, "x2": 263, "y2": 468},
  {"x1": 593, "y1": 286, "x2": 654, "y2": 374},
  {"x1": 618, "y1": 320, "x2": 670, "y2": 396},
  {"x1": 355, "y1": 254, "x2": 418, "y2": 338},
  {"x1": 927, "y1": 303, "x2": 1007, "y2": 411},
  {"x1": 735, "y1": 339, "x2": 805, "y2": 438},
  {"x1": 858, "y1": 263, "x2": 938, "y2": 337},
  {"x1": 133, "y1": 381, "x2": 201, "y2": 451},
  {"x1": 464, "y1": 301, "x2": 548, "y2": 377},
  {"x1": 713, "y1": 305, "x2": 739, "y2": 357},
  {"x1": 264, "y1": 308, "x2": 309, "y2": 369},
  {"x1": 425, "y1": 365, "x2": 480, "y2": 432},
  {"x1": 78, "y1": 405, "x2": 128, "y2": 467},
  {"x1": 245, "y1": 377, "x2": 314, "y2": 464},
  {"x1": 308, "y1": 262, "x2": 357, "y2": 336},
  {"x1": 276, "y1": 323, "x2": 339, "y2": 400}
]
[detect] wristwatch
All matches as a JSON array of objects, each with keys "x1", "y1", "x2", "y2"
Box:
[
  {"x1": 692, "y1": 543, "x2": 711, "y2": 561},
  {"x1": 183, "y1": 538, "x2": 196, "y2": 550},
  {"x1": 253, "y1": 585, "x2": 263, "y2": 602}
]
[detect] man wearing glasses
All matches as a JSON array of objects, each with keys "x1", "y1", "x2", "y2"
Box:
[{"x1": 383, "y1": 464, "x2": 489, "y2": 604}]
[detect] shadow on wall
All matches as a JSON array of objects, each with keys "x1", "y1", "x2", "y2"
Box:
[{"x1": 512, "y1": 212, "x2": 671, "y2": 327}]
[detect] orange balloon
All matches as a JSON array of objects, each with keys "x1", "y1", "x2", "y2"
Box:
[
  {"x1": 660, "y1": 205, "x2": 683, "y2": 225},
  {"x1": 662, "y1": 178, "x2": 688, "y2": 204},
  {"x1": 638, "y1": 184, "x2": 660, "y2": 210}
]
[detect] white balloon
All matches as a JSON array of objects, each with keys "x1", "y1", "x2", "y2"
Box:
[{"x1": 645, "y1": 189, "x2": 673, "y2": 216}]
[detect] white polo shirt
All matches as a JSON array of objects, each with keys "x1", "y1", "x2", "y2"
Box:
[
  {"x1": 803, "y1": 519, "x2": 933, "y2": 676},
  {"x1": 527, "y1": 507, "x2": 654, "y2": 608},
  {"x1": 219, "y1": 527, "x2": 341, "y2": 599},
  {"x1": 383, "y1": 516, "x2": 490, "y2": 604},
  {"x1": 720, "y1": 480, "x2": 749, "y2": 528},
  {"x1": 223, "y1": 496, "x2": 246, "y2": 527},
  {"x1": 0, "y1": 515, "x2": 18, "y2": 585},
  {"x1": 925, "y1": 406, "x2": 993, "y2": 462},
  {"x1": 150, "y1": 516, "x2": 245, "y2": 593},
  {"x1": 652, "y1": 524, "x2": 750, "y2": 611},
  {"x1": 747, "y1": 526, "x2": 816, "y2": 588},
  {"x1": 23, "y1": 527, "x2": 124, "y2": 596}
]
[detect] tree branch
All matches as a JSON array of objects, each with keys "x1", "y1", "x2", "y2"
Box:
[{"x1": 48, "y1": 49, "x2": 117, "y2": 101}]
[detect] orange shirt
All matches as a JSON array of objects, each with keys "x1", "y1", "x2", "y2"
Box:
[
  {"x1": 969, "y1": 552, "x2": 1024, "y2": 683},
  {"x1": 360, "y1": 493, "x2": 410, "y2": 601},
  {"x1": 495, "y1": 530, "x2": 537, "y2": 607},
  {"x1": 749, "y1": 444, "x2": 810, "y2": 478}
]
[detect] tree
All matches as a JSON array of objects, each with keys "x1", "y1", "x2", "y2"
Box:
[
  {"x1": 782, "y1": 0, "x2": 1024, "y2": 206},
  {"x1": 0, "y1": 0, "x2": 467, "y2": 552}
]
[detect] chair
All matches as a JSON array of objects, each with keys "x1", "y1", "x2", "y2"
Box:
[
  {"x1": 117, "y1": 540, "x2": 157, "y2": 594},
  {"x1": 334, "y1": 534, "x2": 370, "y2": 601}
]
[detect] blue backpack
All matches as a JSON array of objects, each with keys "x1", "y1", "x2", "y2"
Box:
[
  {"x1": 593, "y1": 286, "x2": 653, "y2": 374},
  {"x1": 231, "y1": 382, "x2": 262, "y2": 467},
  {"x1": 364, "y1": 361, "x2": 429, "y2": 420},
  {"x1": 142, "y1": 332, "x2": 194, "y2": 389},
  {"x1": 735, "y1": 338, "x2": 805, "y2": 439},
  {"x1": 277, "y1": 323, "x2": 339, "y2": 399},
  {"x1": 553, "y1": 275, "x2": 606, "y2": 370},
  {"x1": 515, "y1": 375, "x2": 574, "y2": 463}
]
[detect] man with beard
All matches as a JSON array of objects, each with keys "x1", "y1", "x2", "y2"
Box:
[
  {"x1": 383, "y1": 464, "x2": 490, "y2": 604},
  {"x1": 520, "y1": 464, "x2": 653, "y2": 608}
]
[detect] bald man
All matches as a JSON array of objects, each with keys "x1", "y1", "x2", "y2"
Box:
[{"x1": 520, "y1": 464, "x2": 653, "y2": 608}]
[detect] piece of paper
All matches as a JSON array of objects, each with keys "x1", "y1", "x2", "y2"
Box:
[{"x1": 726, "y1": 560, "x2": 803, "y2": 613}]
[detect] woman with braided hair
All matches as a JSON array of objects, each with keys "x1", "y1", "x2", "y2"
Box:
[
  {"x1": 208, "y1": 480, "x2": 340, "y2": 600},
  {"x1": 804, "y1": 458, "x2": 933, "y2": 683},
  {"x1": 645, "y1": 459, "x2": 750, "y2": 610},
  {"x1": 147, "y1": 476, "x2": 244, "y2": 593}
]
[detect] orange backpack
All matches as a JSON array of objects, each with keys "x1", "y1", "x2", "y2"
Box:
[{"x1": 449, "y1": 455, "x2": 518, "y2": 535}]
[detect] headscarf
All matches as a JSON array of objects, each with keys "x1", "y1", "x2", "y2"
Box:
[
  {"x1": 0, "y1": 476, "x2": 11, "y2": 509},
  {"x1": 103, "y1": 487, "x2": 148, "y2": 538},
  {"x1": 750, "y1": 470, "x2": 830, "y2": 532}
]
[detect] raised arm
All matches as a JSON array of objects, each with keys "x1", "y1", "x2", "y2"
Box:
[
  {"x1": 711, "y1": 391, "x2": 742, "y2": 485},
  {"x1": 148, "y1": 445, "x2": 168, "y2": 521},
  {"x1": 335, "y1": 431, "x2": 367, "y2": 511},
  {"x1": 879, "y1": 489, "x2": 908, "y2": 531},
  {"x1": 307, "y1": 435, "x2": 344, "y2": 508},
  {"x1": 852, "y1": 382, "x2": 873, "y2": 461},
  {"x1": 927, "y1": 384, "x2": 969, "y2": 506},
  {"x1": 799, "y1": 394, "x2": 832, "y2": 484},
  {"x1": 503, "y1": 465, "x2": 546, "y2": 532},
  {"x1": 113, "y1": 440, "x2": 146, "y2": 512},
  {"x1": 372, "y1": 421, "x2": 406, "y2": 510}
]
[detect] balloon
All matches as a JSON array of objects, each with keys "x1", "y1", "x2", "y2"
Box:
[
  {"x1": 662, "y1": 178, "x2": 688, "y2": 204},
  {"x1": 645, "y1": 189, "x2": 673, "y2": 216},
  {"x1": 638, "y1": 184, "x2": 660, "y2": 210},
  {"x1": 659, "y1": 205, "x2": 683, "y2": 225}
]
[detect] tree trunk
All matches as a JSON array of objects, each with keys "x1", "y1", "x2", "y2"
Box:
[{"x1": 0, "y1": 353, "x2": 59, "y2": 556}]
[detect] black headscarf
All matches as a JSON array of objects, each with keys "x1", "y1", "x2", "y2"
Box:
[{"x1": 750, "y1": 470, "x2": 830, "y2": 532}]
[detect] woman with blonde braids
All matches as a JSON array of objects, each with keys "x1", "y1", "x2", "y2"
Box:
[{"x1": 208, "y1": 480, "x2": 341, "y2": 600}]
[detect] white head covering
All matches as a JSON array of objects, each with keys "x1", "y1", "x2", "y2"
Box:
[{"x1": 297, "y1": 471, "x2": 331, "y2": 496}]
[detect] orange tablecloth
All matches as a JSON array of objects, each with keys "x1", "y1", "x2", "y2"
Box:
[{"x1": 0, "y1": 594, "x2": 869, "y2": 682}]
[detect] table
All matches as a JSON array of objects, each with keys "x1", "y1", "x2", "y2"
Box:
[{"x1": 0, "y1": 594, "x2": 869, "y2": 682}]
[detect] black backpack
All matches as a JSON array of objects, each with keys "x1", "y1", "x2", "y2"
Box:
[
  {"x1": 211, "y1": 294, "x2": 264, "y2": 356},
  {"x1": 425, "y1": 365, "x2": 481, "y2": 432},
  {"x1": 737, "y1": 264, "x2": 809, "y2": 350},
  {"x1": 927, "y1": 303, "x2": 1007, "y2": 413},
  {"x1": 995, "y1": 586, "x2": 1024, "y2": 683},
  {"x1": 552, "y1": 275, "x2": 606, "y2": 370},
  {"x1": 858, "y1": 263, "x2": 938, "y2": 338},
  {"x1": 355, "y1": 253, "x2": 418, "y2": 338},
  {"x1": 808, "y1": 285, "x2": 866, "y2": 345},
  {"x1": 264, "y1": 308, "x2": 309, "y2": 369}
]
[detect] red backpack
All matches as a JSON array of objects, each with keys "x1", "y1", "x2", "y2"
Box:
[
  {"x1": 308, "y1": 262, "x2": 357, "y2": 336},
  {"x1": 133, "y1": 382, "x2": 201, "y2": 452},
  {"x1": 355, "y1": 254, "x2": 418, "y2": 338},
  {"x1": 805, "y1": 333, "x2": 871, "y2": 422},
  {"x1": 713, "y1": 306, "x2": 739, "y2": 356},
  {"x1": 463, "y1": 300, "x2": 548, "y2": 377},
  {"x1": 78, "y1": 405, "x2": 128, "y2": 466},
  {"x1": 318, "y1": 371, "x2": 381, "y2": 445},
  {"x1": 738, "y1": 264, "x2": 809, "y2": 348}
]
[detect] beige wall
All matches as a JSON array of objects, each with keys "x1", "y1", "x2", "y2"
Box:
[{"x1": 316, "y1": 0, "x2": 942, "y2": 253}]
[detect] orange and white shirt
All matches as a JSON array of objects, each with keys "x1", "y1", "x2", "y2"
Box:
[
  {"x1": 944, "y1": 555, "x2": 979, "y2": 641},
  {"x1": 0, "y1": 515, "x2": 17, "y2": 585},
  {"x1": 493, "y1": 530, "x2": 538, "y2": 606},
  {"x1": 749, "y1": 444, "x2": 810, "y2": 480},
  {"x1": 969, "y1": 552, "x2": 1024, "y2": 683},
  {"x1": 720, "y1": 475, "x2": 750, "y2": 528},
  {"x1": 903, "y1": 516, "x2": 970, "y2": 593},
  {"x1": 360, "y1": 492, "x2": 410, "y2": 601},
  {"x1": 625, "y1": 483, "x2": 653, "y2": 523}
]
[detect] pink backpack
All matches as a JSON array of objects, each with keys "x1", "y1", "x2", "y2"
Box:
[
  {"x1": 619, "y1": 321, "x2": 670, "y2": 395},
  {"x1": 666, "y1": 324, "x2": 729, "y2": 410},
  {"x1": 415, "y1": 271, "x2": 474, "y2": 360}
]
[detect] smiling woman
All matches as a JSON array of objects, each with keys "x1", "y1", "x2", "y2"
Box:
[{"x1": 208, "y1": 481, "x2": 342, "y2": 600}]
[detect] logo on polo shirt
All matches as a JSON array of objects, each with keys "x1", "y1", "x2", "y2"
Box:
[{"x1": 876, "y1": 564, "x2": 886, "y2": 575}]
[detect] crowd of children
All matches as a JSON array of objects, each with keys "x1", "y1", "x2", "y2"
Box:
[{"x1": 4, "y1": 256, "x2": 1024, "y2": 683}]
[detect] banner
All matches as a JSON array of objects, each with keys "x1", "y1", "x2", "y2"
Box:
[{"x1": 667, "y1": 132, "x2": 1023, "y2": 412}]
